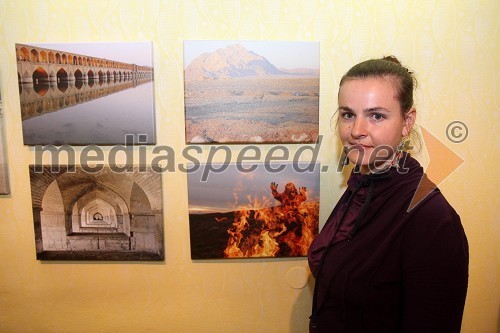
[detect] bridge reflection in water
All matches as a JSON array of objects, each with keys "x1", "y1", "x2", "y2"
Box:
[
  {"x1": 20, "y1": 76, "x2": 152, "y2": 121},
  {"x1": 20, "y1": 78, "x2": 155, "y2": 145},
  {"x1": 16, "y1": 42, "x2": 155, "y2": 145}
]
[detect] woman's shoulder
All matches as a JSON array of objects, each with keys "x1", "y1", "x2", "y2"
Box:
[
  {"x1": 395, "y1": 155, "x2": 456, "y2": 218},
  {"x1": 402, "y1": 178, "x2": 466, "y2": 250},
  {"x1": 405, "y1": 173, "x2": 459, "y2": 220}
]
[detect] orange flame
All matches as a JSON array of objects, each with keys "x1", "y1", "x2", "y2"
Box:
[{"x1": 223, "y1": 182, "x2": 319, "y2": 258}]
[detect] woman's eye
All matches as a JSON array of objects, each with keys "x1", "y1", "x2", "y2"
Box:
[
  {"x1": 341, "y1": 112, "x2": 354, "y2": 119},
  {"x1": 370, "y1": 113, "x2": 385, "y2": 120}
]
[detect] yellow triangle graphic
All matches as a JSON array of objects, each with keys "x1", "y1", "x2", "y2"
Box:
[{"x1": 408, "y1": 127, "x2": 464, "y2": 211}]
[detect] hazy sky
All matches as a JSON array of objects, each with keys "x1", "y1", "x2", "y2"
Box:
[
  {"x1": 187, "y1": 162, "x2": 320, "y2": 214},
  {"x1": 184, "y1": 40, "x2": 320, "y2": 70},
  {"x1": 28, "y1": 42, "x2": 153, "y2": 66}
]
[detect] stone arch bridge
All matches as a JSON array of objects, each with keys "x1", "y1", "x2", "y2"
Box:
[{"x1": 16, "y1": 43, "x2": 153, "y2": 84}]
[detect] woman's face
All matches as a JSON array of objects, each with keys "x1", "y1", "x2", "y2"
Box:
[{"x1": 338, "y1": 77, "x2": 415, "y2": 174}]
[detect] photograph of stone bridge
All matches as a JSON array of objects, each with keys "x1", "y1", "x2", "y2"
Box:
[
  {"x1": 15, "y1": 42, "x2": 156, "y2": 145},
  {"x1": 29, "y1": 165, "x2": 164, "y2": 261}
]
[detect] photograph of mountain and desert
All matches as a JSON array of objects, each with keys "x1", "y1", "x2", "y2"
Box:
[
  {"x1": 29, "y1": 166, "x2": 164, "y2": 261},
  {"x1": 16, "y1": 42, "x2": 155, "y2": 145},
  {"x1": 187, "y1": 163, "x2": 320, "y2": 259},
  {"x1": 184, "y1": 41, "x2": 319, "y2": 144}
]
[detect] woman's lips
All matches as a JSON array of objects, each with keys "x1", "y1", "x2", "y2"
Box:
[{"x1": 348, "y1": 143, "x2": 373, "y2": 150}]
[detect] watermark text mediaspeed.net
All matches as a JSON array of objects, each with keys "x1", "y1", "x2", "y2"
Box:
[{"x1": 33, "y1": 121, "x2": 466, "y2": 210}]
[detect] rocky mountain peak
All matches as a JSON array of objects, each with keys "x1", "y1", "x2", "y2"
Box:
[{"x1": 185, "y1": 43, "x2": 284, "y2": 80}]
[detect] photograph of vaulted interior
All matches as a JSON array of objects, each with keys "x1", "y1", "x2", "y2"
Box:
[{"x1": 30, "y1": 166, "x2": 163, "y2": 260}]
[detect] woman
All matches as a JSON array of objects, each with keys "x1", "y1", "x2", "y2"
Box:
[{"x1": 308, "y1": 56, "x2": 468, "y2": 332}]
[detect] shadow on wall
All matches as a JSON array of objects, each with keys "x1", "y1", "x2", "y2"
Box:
[{"x1": 290, "y1": 275, "x2": 314, "y2": 332}]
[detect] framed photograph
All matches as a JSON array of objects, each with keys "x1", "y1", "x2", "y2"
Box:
[
  {"x1": 184, "y1": 40, "x2": 320, "y2": 144},
  {"x1": 0, "y1": 87, "x2": 10, "y2": 195},
  {"x1": 187, "y1": 162, "x2": 320, "y2": 259},
  {"x1": 16, "y1": 42, "x2": 156, "y2": 145},
  {"x1": 29, "y1": 165, "x2": 164, "y2": 261}
]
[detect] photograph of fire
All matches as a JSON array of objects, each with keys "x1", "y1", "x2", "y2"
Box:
[
  {"x1": 184, "y1": 40, "x2": 319, "y2": 144},
  {"x1": 187, "y1": 163, "x2": 320, "y2": 259}
]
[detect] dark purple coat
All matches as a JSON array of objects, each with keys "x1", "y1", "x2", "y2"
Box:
[{"x1": 308, "y1": 155, "x2": 468, "y2": 332}]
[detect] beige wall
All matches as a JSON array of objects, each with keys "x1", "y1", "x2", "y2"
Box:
[{"x1": 0, "y1": 0, "x2": 498, "y2": 332}]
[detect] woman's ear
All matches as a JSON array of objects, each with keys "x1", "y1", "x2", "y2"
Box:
[{"x1": 402, "y1": 108, "x2": 416, "y2": 137}]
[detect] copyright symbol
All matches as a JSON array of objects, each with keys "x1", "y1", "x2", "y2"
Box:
[{"x1": 446, "y1": 121, "x2": 468, "y2": 143}]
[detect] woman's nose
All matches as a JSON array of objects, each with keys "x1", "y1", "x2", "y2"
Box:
[{"x1": 351, "y1": 118, "x2": 367, "y2": 138}]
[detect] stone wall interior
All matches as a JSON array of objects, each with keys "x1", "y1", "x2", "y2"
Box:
[{"x1": 30, "y1": 166, "x2": 164, "y2": 260}]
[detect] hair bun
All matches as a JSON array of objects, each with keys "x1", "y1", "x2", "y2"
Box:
[{"x1": 381, "y1": 55, "x2": 402, "y2": 66}]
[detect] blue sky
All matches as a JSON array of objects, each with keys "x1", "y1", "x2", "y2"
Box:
[
  {"x1": 187, "y1": 162, "x2": 320, "y2": 214},
  {"x1": 184, "y1": 40, "x2": 319, "y2": 70}
]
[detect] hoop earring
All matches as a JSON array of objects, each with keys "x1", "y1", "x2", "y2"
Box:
[
  {"x1": 400, "y1": 137, "x2": 414, "y2": 152},
  {"x1": 392, "y1": 138, "x2": 407, "y2": 171},
  {"x1": 396, "y1": 140, "x2": 405, "y2": 153}
]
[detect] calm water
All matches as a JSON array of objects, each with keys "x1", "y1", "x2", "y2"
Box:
[{"x1": 22, "y1": 81, "x2": 156, "y2": 145}]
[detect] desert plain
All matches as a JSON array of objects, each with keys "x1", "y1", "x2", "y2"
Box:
[{"x1": 185, "y1": 76, "x2": 319, "y2": 143}]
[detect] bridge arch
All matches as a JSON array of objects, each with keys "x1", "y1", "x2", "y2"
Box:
[
  {"x1": 33, "y1": 67, "x2": 49, "y2": 83},
  {"x1": 74, "y1": 69, "x2": 83, "y2": 81},
  {"x1": 30, "y1": 49, "x2": 39, "y2": 62},
  {"x1": 18, "y1": 47, "x2": 29, "y2": 61},
  {"x1": 57, "y1": 68, "x2": 68, "y2": 80},
  {"x1": 39, "y1": 51, "x2": 47, "y2": 63}
]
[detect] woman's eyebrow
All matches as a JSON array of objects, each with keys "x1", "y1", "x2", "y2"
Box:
[
  {"x1": 364, "y1": 107, "x2": 390, "y2": 113},
  {"x1": 338, "y1": 106, "x2": 390, "y2": 113},
  {"x1": 338, "y1": 106, "x2": 354, "y2": 112}
]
